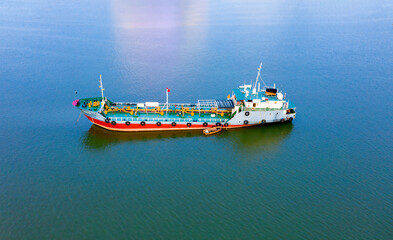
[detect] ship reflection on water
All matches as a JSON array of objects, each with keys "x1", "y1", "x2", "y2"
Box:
[
  {"x1": 81, "y1": 125, "x2": 203, "y2": 150},
  {"x1": 219, "y1": 122, "x2": 294, "y2": 153},
  {"x1": 81, "y1": 123, "x2": 293, "y2": 152}
]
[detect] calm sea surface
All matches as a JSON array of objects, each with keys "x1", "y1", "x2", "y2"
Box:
[{"x1": 1, "y1": 0, "x2": 392, "y2": 239}]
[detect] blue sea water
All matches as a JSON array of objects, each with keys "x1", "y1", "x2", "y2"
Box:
[{"x1": 0, "y1": 0, "x2": 392, "y2": 239}]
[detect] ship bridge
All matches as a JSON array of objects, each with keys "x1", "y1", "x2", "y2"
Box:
[{"x1": 232, "y1": 87, "x2": 283, "y2": 102}]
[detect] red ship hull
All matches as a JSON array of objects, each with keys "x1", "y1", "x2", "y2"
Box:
[{"x1": 85, "y1": 115, "x2": 252, "y2": 132}]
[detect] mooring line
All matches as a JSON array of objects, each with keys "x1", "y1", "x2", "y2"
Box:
[{"x1": 75, "y1": 112, "x2": 82, "y2": 125}]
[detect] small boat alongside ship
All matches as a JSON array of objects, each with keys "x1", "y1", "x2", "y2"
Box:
[
  {"x1": 73, "y1": 64, "x2": 296, "y2": 132},
  {"x1": 203, "y1": 126, "x2": 223, "y2": 136}
]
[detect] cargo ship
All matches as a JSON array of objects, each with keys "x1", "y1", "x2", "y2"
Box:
[{"x1": 73, "y1": 64, "x2": 296, "y2": 131}]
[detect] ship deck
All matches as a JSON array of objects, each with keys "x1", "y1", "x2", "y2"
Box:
[
  {"x1": 104, "y1": 111, "x2": 231, "y2": 123},
  {"x1": 76, "y1": 96, "x2": 295, "y2": 124},
  {"x1": 76, "y1": 98, "x2": 233, "y2": 123}
]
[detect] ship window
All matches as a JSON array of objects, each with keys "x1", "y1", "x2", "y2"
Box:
[{"x1": 253, "y1": 103, "x2": 256, "y2": 107}]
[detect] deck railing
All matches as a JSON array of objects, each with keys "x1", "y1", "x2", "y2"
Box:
[
  {"x1": 108, "y1": 117, "x2": 226, "y2": 123},
  {"x1": 243, "y1": 107, "x2": 287, "y2": 111}
]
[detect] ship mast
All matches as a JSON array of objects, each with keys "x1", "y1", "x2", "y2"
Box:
[
  {"x1": 166, "y1": 89, "x2": 168, "y2": 114},
  {"x1": 253, "y1": 62, "x2": 262, "y2": 94},
  {"x1": 253, "y1": 62, "x2": 267, "y2": 93},
  {"x1": 98, "y1": 74, "x2": 105, "y2": 108}
]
